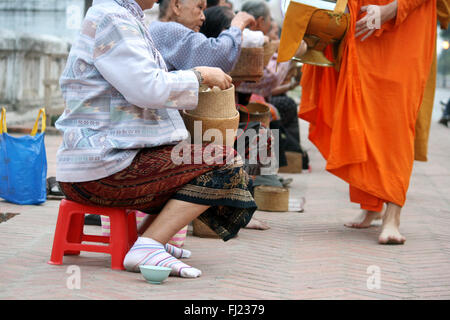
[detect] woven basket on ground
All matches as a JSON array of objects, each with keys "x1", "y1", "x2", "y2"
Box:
[
  {"x1": 192, "y1": 218, "x2": 220, "y2": 238},
  {"x1": 182, "y1": 109, "x2": 240, "y2": 146},
  {"x1": 189, "y1": 85, "x2": 236, "y2": 118},
  {"x1": 278, "y1": 151, "x2": 303, "y2": 174},
  {"x1": 254, "y1": 185, "x2": 290, "y2": 212},
  {"x1": 238, "y1": 102, "x2": 271, "y2": 127},
  {"x1": 230, "y1": 47, "x2": 264, "y2": 82}
]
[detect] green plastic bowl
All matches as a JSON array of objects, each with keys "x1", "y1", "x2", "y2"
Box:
[{"x1": 139, "y1": 265, "x2": 171, "y2": 284}]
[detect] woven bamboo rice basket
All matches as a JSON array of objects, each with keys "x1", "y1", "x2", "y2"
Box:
[
  {"x1": 263, "y1": 40, "x2": 279, "y2": 66},
  {"x1": 254, "y1": 185, "x2": 290, "y2": 212},
  {"x1": 238, "y1": 102, "x2": 271, "y2": 127},
  {"x1": 189, "y1": 85, "x2": 236, "y2": 118},
  {"x1": 192, "y1": 218, "x2": 220, "y2": 238},
  {"x1": 230, "y1": 47, "x2": 264, "y2": 82},
  {"x1": 182, "y1": 109, "x2": 240, "y2": 146},
  {"x1": 278, "y1": 151, "x2": 303, "y2": 174}
]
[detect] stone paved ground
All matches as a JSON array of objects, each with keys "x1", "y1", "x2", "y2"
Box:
[{"x1": 0, "y1": 121, "x2": 449, "y2": 300}]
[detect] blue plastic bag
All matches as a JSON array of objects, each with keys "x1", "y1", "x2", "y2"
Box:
[{"x1": 0, "y1": 108, "x2": 47, "y2": 205}]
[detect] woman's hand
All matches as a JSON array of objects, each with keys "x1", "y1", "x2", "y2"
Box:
[
  {"x1": 356, "y1": 0, "x2": 398, "y2": 41},
  {"x1": 194, "y1": 67, "x2": 232, "y2": 90},
  {"x1": 231, "y1": 11, "x2": 256, "y2": 30}
]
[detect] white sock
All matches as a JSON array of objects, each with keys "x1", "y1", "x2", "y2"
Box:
[
  {"x1": 165, "y1": 243, "x2": 191, "y2": 259},
  {"x1": 123, "y1": 237, "x2": 201, "y2": 278}
]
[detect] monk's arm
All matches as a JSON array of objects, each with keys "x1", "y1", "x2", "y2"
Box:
[{"x1": 396, "y1": 0, "x2": 432, "y2": 25}]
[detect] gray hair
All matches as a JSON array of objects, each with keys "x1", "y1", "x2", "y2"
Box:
[{"x1": 241, "y1": 0, "x2": 270, "y2": 20}]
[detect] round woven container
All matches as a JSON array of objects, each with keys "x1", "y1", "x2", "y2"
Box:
[
  {"x1": 182, "y1": 109, "x2": 240, "y2": 146},
  {"x1": 238, "y1": 102, "x2": 271, "y2": 127},
  {"x1": 192, "y1": 218, "x2": 220, "y2": 238},
  {"x1": 230, "y1": 47, "x2": 264, "y2": 82},
  {"x1": 263, "y1": 40, "x2": 279, "y2": 66},
  {"x1": 254, "y1": 186, "x2": 290, "y2": 212},
  {"x1": 189, "y1": 85, "x2": 236, "y2": 118}
]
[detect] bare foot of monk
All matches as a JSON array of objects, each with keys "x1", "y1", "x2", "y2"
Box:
[
  {"x1": 245, "y1": 218, "x2": 270, "y2": 230},
  {"x1": 378, "y1": 203, "x2": 406, "y2": 245},
  {"x1": 344, "y1": 210, "x2": 383, "y2": 229}
]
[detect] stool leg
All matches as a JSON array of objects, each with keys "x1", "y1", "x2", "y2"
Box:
[
  {"x1": 127, "y1": 211, "x2": 138, "y2": 249},
  {"x1": 110, "y1": 212, "x2": 129, "y2": 270},
  {"x1": 65, "y1": 213, "x2": 84, "y2": 256},
  {"x1": 48, "y1": 201, "x2": 70, "y2": 265}
]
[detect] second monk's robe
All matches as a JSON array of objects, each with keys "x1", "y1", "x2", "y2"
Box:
[
  {"x1": 414, "y1": 0, "x2": 449, "y2": 161},
  {"x1": 298, "y1": 0, "x2": 436, "y2": 211}
]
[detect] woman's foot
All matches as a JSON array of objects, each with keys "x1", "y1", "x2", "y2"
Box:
[
  {"x1": 344, "y1": 210, "x2": 383, "y2": 229},
  {"x1": 244, "y1": 218, "x2": 270, "y2": 230},
  {"x1": 378, "y1": 203, "x2": 406, "y2": 245},
  {"x1": 123, "y1": 237, "x2": 201, "y2": 277}
]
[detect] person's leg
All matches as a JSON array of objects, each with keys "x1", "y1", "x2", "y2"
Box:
[
  {"x1": 346, "y1": 186, "x2": 385, "y2": 228},
  {"x1": 124, "y1": 199, "x2": 209, "y2": 277},
  {"x1": 137, "y1": 213, "x2": 190, "y2": 258},
  {"x1": 378, "y1": 202, "x2": 406, "y2": 244},
  {"x1": 269, "y1": 95, "x2": 301, "y2": 147},
  {"x1": 245, "y1": 219, "x2": 270, "y2": 230},
  {"x1": 141, "y1": 199, "x2": 209, "y2": 244}
]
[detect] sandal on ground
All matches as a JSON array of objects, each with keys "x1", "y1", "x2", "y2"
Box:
[{"x1": 46, "y1": 177, "x2": 65, "y2": 200}]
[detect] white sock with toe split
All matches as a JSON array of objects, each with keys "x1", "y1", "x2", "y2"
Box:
[
  {"x1": 165, "y1": 243, "x2": 191, "y2": 259},
  {"x1": 123, "y1": 237, "x2": 201, "y2": 278}
]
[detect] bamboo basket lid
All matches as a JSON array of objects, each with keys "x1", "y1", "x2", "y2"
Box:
[
  {"x1": 230, "y1": 47, "x2": 264, "y2": 82},
  {"x1": 254, "y1": 185, "x2": 290, "y2": 212},
  {"x1": 189, "y1": 85, "x2": 236, "y2": 118}
]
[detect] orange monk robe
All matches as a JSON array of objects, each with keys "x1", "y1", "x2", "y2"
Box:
[
  {"x1": 414, "y1": 0, "x2": 449, "y2": 161},
  {"x1": 297, "y1": 0, "x2": 437, "y2": 211}
]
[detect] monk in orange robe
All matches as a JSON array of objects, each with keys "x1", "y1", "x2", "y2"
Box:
[{"x1": 296, "y1": 0, "x2": 436, "y2": 244}]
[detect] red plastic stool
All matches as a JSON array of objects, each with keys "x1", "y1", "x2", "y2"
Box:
[{"x1": 48, "y1": 199, "x2": 138, "y2": 270}]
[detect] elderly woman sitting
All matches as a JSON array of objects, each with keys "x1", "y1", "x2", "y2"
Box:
[
  {"x1": 148, "y1": 0, "x2": 258, "y2": 72},
  {"x1": 56, "y1": 0, "x2": 257, "y2": 278}
]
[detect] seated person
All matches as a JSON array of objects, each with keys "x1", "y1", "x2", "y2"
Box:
[
  {"x1": 200, "y1": 4, "x2": 235, "y2": 38},
  {"x1": 56, "y1": 0, "x2": 256, "y2": 278},
  {"x1": 148, "y1": 0, "x2": 257, "y2": 72},
  {"x1": 200, "y1": 5, "x2": 266, "y2": 47}
]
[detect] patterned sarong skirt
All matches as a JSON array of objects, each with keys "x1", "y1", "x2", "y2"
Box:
[{"x1": 59, "y1": 143, "x2": 257, "y2": 241}]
